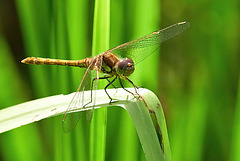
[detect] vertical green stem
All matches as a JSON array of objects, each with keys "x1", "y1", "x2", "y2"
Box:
[
  {"x1": 230, "y1": 74, "x2": 240, "y2": 161},
  {"x1": 90, "y1": 0, "x2": 110, "y2": 161}
]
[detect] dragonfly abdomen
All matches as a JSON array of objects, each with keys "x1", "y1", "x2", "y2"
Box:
[{"x1": 21, "y1": 57, "x2": 90, "y2": 68}]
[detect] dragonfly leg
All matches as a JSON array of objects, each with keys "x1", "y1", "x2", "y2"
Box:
[
  {"x1": 124, "y1": 77, "x2": 144, "y2": 89},
  {"x1": 124, "y1": 77, "x2": 141, "y2": 95},
  {"x1": 105, "y1": 77, "x2": 118, "y2": 89},
  {"x1": 83, "y1": 76, "x2": 113, "y2": 108},
  {"x1": 104, "y1": 76, "x2": 118, "y2": 103},
  {"x1": 119, "y1": 78, "x2": 140, "y2": 98}
]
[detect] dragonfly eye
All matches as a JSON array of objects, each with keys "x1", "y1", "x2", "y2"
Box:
[{"x1": 116, "y1": 58, "x2": 135, "y2": 77}]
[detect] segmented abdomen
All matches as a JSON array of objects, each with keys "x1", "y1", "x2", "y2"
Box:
[{"x1": 21, "y1": 57, "x2": 91, "y2": 68}]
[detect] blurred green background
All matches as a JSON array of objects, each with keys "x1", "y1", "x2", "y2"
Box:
[{"x1": 0, "y1": 0, "x2": 239, "y2": 161}]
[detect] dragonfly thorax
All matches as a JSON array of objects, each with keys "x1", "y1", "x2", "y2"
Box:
[{"x1": 116, "y1": 58, "x2": 135, "y2": 77}]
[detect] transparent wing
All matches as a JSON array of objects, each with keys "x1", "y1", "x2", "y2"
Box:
[
  {"x1": 108, "y1": 21, "x2": 190, "y2": 64},
  {"x1": 85, "y1": 57, "x2": 102, "y2": 122},
  {"x1": 62, "y1": 57, "x2": 100, "y2": 133}
]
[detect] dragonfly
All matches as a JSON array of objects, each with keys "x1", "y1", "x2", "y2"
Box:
[{"x1": 21, "y1": 21, "x2": 190, "y2": 132}]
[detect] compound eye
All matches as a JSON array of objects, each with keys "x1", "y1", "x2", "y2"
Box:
[{"x1": 117, "y1": 58, "x2": 135, "y2": 77}]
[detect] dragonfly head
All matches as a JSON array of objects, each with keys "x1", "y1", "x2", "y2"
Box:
[{"x1": 116, "y1": 58, "x2": 135, "y2": 77}]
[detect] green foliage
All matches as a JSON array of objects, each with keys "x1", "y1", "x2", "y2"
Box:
[{"x1": 0, "y1": 0, "x2": 239, "y2": 161}]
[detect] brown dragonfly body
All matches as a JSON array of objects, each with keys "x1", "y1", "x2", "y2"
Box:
[{"x1": 21, "y1": 51, "x2": 133, "y2": 78}]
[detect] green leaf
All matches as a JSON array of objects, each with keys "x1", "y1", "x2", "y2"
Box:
[{"x1": 0, "y1": 88, "x2": 171, "y2": 161}]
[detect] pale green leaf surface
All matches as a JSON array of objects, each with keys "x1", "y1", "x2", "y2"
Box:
[{"x1": 0, "y1": 88, "x2": 170, "y2": 161}]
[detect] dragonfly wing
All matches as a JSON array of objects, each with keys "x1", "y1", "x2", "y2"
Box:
[
  {"x1": 85, "y1": 70, "x2": 100, "y2": 122},
  {"x1": 62, "y1": 58, "x2": 96, "y2": 133},
  {"x1": 86, "y1": 56, "x2": 102, "y2": 122},
  {"x1": 108, "y1": 21, "x2": 190, "y2": 65}
]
